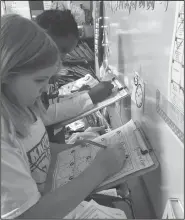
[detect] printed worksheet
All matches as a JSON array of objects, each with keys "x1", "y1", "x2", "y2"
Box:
[
  {"x1": 52, "y1": 120, "x2": 154, "y2": 190},
  {"x1": 64, "y1": 201, "x2": 89, "y2": 219},
  {"x1": 64, "y1": 199, "x2": 127, "y2": 219},
  {"x1": 59, "y1": 74, "x2": 99, "y2": 96},
  {"x1": 75, "y1": 200, "x2": 127, "y2": 219}
]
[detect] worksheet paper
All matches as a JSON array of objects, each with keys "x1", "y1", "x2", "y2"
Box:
[
  {"x1": 52, "y1": 119, "x2": 154, "y2": 190},
  {"x1": 64, "y1": 201, "x2": 88, "y2": 219},
  {"x1": 64, "y1": 189, "x2": 119, "y2": 219},
  {"x1": 64, "y1": 199, "x2": 127, "y2": 219},
  {"x1": 75, "y1": 200, "x2": 127, "y2": 219},
  {"x1": 58, "y1": 74, "x2": 99, "y2": 96}
]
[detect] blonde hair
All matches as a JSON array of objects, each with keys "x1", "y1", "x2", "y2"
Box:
[{"x1": 1, "y1": 14, "x2": 61, "y2": 138}]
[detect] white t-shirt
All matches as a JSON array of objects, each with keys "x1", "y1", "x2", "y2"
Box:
[
  {"x1": 1, "y1": 116, "x2": 50, "y2": 219},
  {"x1": 1, "y1": 93, "x2": 93, "y2": 219}
]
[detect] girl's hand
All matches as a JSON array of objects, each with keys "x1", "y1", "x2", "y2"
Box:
[
  {"x1": 93, "y1": 144, "x2": 126, "y2": 178},
  {"x1": 88, "y1": 81, "x2": 114, "y2": 104}
]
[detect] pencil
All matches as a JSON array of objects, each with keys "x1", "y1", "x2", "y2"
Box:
[
  {"x1": 82, "y1": 139, "x2": 107, "y2": 149},
  {"x1": 89, "y1": 66, "x2": 101, "y2": 82}
]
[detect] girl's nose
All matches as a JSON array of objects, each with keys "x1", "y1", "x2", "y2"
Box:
[{"x1": 41, "y1": 84, "x2": 49, "y2": 94}]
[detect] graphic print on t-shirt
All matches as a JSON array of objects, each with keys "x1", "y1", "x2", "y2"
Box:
[{"x1": 27, "y1": 131, "x2": 51, "y2": 186}]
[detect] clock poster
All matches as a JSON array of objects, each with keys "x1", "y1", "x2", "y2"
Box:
[{"x1": 131, "y1": 71, "x2": 145, "y2": 111}]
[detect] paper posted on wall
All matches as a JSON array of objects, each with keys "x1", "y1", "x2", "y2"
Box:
[
  {"x1": 64, "y1": 199, "x2": 127, "y2": 219},
  {"x1": 52, "y1": 119, "x2": 154, "y2": 190}
]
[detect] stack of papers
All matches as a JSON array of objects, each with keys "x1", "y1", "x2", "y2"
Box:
[{"x1": 64, "y1": 199, "x2": 127, "y2": 219}]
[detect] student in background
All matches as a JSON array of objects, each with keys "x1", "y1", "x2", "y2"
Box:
[
  {"x1": 36, "y1": 10, "x2": 114, "y2": 143},
  {"x1": 1, "y1": 14, "x2": 126, "y2": 219}
]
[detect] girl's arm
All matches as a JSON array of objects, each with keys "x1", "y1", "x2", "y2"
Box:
[
  {"x1": 19, "y1": 159, "x2": 108, "y2": 219},
  {"x1": 49, "y1": 140, "x2": 86, "y2": 153},
  {"x1": 49, "y1": 142, "x2": 76, "y2": 153},
  {"x1": 2, "y1": 140, "x2": 125, "y2": 219},
  {"x1": 44, "y1": 140, "x2": 94, "y2": 193}
]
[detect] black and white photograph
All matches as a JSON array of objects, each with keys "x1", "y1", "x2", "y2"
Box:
[{"x1": 1, "y1": 1, "x2": 184, "y2": 219}]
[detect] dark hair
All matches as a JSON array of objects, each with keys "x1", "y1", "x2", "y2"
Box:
[{"x1": 36, "y1": 9, "x2": 79, "y2": 38}]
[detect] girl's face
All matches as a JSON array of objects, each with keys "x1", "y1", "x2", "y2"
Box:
[{"x1": 7, "y1": 65, "x2": 59, "y2": 107}]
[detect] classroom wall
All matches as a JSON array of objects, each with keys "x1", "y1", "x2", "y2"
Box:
[{"x1": 103, "y1": 1, "x2": 184, "y2": 218}]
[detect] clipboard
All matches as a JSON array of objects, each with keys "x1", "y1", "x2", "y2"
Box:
[
  {"x1": 52, "y1": 120, "x2": 159, "y2": 193},
  {"x1": 61, "y1": 88, "x2": 129, "y2": 126},
  {"x1": 55, "y1": 74, "x2": 130, "y2": 126},
  {"x1": 93, "y1": 120, "x2": 159, "y2": 192}
]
